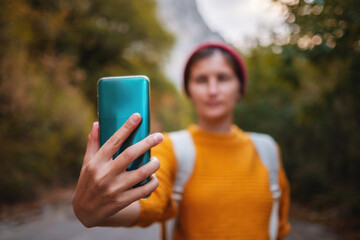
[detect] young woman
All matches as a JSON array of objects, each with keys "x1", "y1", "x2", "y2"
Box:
[{"x1": 72, "y1": 42, "x2": 291, "y2": 239}]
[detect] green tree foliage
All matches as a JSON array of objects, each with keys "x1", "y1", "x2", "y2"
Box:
[
  {"x1": 278, "y1": 0, "x2": 360, "y2": 211},
  {"x1": 0, "y1": 0, "x2": 184, "y2": 203},
  {"x1": 236, "y1": 0, "x2": 360, "y2": 231}
]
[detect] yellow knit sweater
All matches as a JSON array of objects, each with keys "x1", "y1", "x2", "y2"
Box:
[{"x1": 136, "y1": 125, "x2": 291, "y2": 240}]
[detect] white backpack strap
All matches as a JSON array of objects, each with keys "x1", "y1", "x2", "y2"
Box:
[
  {"x1": 169, "y1": 130, "x2": 196, "y2": 203},
  {"x1": 163, "y1": 130, "x2": 196, "y2": 240},
  {"x1": 249, "y1": 133, "x2": 281, "y2": 240}
]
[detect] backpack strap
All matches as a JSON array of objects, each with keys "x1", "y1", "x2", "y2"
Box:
[
  {"x1": 163, "y1": 130, "x2": 196, "y2": 240},
  {"x1": 249, "y1": 133, "x2": 281, "y2": 240},
  {"x1": 169, "y1": 130, "x2": 197, "y2": 203}
]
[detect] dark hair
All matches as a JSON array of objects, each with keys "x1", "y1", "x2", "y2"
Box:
[{"x1": 183, "y1": 46, "x2": 244, "y2": 96}]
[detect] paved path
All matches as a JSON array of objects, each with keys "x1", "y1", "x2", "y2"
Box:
[{"x1": 0, "y1": 192, "x2": 339, "y2": 240}]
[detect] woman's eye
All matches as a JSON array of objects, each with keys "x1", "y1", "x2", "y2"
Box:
[
  {"x1": 218, "y1": 74, "x2": 230, "y2": 81},
  {"x1": 195, "y1": 77, "x2": 207, "y2": 83}
]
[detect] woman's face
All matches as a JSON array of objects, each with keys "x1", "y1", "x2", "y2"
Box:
[{"x1": 188, "y1": 52, "x2": 241, "y2": 122}]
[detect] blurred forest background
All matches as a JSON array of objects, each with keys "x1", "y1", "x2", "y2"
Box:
[{"x1": 0, "y1": 0, "x2": 359, "y2": 236}]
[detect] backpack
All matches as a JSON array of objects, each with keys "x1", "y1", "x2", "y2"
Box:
[{"x1": 162, "y1": 130, "x2": 281, "y2": 240}]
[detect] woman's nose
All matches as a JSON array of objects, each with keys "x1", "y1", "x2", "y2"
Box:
[{"x1": 207, "y1": 78, "x2": 218, "y2": 95}]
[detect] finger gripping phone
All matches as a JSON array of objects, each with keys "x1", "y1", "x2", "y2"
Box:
[{"x1": 98, "y1": 76, "x2": 150, "y2": 188}]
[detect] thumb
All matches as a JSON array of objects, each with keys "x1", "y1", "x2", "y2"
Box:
[{"x1": 83, "y1": 122, "x2": 100, "y2": 165}]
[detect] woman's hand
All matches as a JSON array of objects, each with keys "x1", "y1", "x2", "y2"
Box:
[{"x1": 72, "y1": 113, "x2": 162, "y2": 228}]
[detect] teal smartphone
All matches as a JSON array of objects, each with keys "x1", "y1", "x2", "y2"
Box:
[{"x1": 98, "y1": 75, "x2": 150, "y2": 188}]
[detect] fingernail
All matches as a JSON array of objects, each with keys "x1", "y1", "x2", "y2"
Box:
[
  {"x1": 91, "y1": 122, "x2": 99, "y2": 138},
  {"x1": 150, "y1": 156, "x2": 160, "y2": 163},
  {"x1": 153, "y1": 133, "x2": 163, "y2": 142},
  {"x1": 92, "y1": 122, "x2": 99, "y2": 133},
  {"x1": 131, "y1": 113, "x2": 141, "y2": 123}
]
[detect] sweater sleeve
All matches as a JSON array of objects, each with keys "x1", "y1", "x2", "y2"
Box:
[
  {"x1": 277, "y1": 146, "x2": 291, "y2": 239},
  {"x1": 134, "y1": 133, "x2": 178, "y2": 227}
]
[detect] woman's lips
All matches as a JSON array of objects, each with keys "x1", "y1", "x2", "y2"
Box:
[{"x1": 206, "y1": 101, "x2": 221, "y2": 107}]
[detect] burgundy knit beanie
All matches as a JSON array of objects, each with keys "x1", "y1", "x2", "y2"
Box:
[{"x1": 183, "y1": 42, "x2": 247, "y2": 97}]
